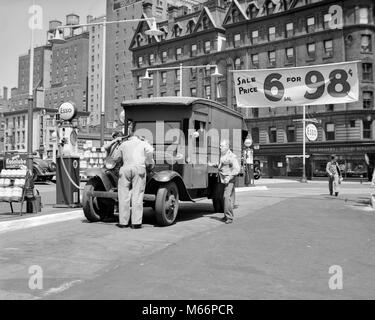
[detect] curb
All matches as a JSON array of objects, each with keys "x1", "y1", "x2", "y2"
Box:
[
  {"x1": 236, "y1": 186, "x2": 268, "y2": 192},
  {"x1": 0, "y1": 210, "x2": 83, "y2": 235}
]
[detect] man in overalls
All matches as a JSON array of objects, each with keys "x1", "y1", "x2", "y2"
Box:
[
  {"x1": 115, "y1": 132, "x2": 154, "y2": 229},
  {"x1": 218, "y1": 140, "x2": 240, "y2": 224}
]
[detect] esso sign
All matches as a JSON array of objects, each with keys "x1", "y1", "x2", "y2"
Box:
[
  {"x1": 244, "y1": 138, "x2": 253, "y2": 147},
  {"x1": 306, "y1": 124, "x2": 318, "y2": 141},
  {"x1": 58, "y1": 102, "x2": 77, "y2": 121}
]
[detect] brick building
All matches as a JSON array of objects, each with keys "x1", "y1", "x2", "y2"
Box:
[{"x1": 131, "y1": 0, "x2": 375, "y2": 179}]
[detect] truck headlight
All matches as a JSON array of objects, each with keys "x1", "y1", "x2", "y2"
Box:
[{"x1": 105, "y1": 158, "x2": 116, "y2": 170}]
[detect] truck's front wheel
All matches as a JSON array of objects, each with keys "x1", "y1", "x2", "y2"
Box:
[
  {"x1": 155, "y1": 182, "x2": 179, "y2": 226},
  {"x1": 83, "y1": 179, "x2": 114, "y2": 222}
]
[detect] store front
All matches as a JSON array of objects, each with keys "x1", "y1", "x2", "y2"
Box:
[{"x1": 254, "y1": 142, "x2": 375, "y2": 180}]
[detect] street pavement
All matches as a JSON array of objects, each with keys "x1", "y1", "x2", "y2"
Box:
[{"x1": 0, "y1": 179, "x2": 374, "y2": 299}]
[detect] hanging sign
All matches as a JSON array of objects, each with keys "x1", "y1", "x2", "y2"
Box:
[
  {"x1": 306, "y1": 124, "x2": 318, "y2": 141},
  {"x1": 233, "y1": 61, "x2": 359, "y2": 108}
]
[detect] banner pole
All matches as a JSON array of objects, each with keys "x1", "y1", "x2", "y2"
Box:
[{"x1": 301, "y1": 105, "x2": 307, "y2": 183}]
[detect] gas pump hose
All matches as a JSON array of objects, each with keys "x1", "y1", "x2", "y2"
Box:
[{"x1": 57, "y1": 144, "x2": 84, "y2": 190}]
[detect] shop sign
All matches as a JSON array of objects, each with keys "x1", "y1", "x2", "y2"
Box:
[
  {"x1": 306, "y1": 124, "x2": 318, "y2": 141},
  {"x1": 309, "y1": 145, "x2": 375, "y2": 153},
  {"x1": 233, "y1": 61, "x2": 359, "y2": 108},
  {"x1": 4, "y1": 152, "x2": 27, "y2": 169}
]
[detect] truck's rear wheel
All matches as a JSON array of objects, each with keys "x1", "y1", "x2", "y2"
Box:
[
  {"x1": 83, "y1": 178, "x2": 114, "y2": 222},
  {"x1": 155, "y1": 182, "x2": 179, "y2": 226},
  {"x1": 212, "y1": 183, "x2": 224, "y2": 213}
]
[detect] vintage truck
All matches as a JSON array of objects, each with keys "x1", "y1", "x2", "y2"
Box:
[{"x1": 82, "y1": 97, "x2": 246, "y2": 226}]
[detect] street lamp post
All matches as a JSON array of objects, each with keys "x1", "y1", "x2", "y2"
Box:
[
  {"x1": 142, "y1": 64, "x2": 222, "y2": 97},
  {"x1": 26, "y1": 16, "x2": 35, "y2": 213},
  {"x1": 50, "y1": 17, "x2": 163, "y2": 146}
]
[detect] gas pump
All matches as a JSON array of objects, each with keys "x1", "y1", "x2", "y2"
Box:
[
  {"x1": 54, "y1": 102, "x2": 81, "y2": 208},
  {"x1": 243, "y1": 137, "x2": 254, "y2": 186}
]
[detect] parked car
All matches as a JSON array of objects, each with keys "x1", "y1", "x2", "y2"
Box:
[{"x1": 32, "y1": 158, "x2": 56, "y2": 182}]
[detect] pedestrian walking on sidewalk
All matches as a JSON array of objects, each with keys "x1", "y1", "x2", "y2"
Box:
[
  {"x1": 326, "y1": 155, "x2": 342, "y2": 197},
  {"x1": 218, "y1": 140, "x2": 240, "y2": 224},
  {"x1": 114, "y1": 130, "x2": 154, "y2": 229}
]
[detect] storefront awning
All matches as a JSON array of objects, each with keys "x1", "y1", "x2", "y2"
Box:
[{"x1": 286, "y1": 155, "x2": 310, "y2": 158}]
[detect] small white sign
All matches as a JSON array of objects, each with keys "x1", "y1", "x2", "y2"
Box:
[
  {"x1": 306, "y1": 124, "x2": 318, "y2": 141},
  {"x1": 58, "y1": 102, "x2": 77, "y2": 121}
]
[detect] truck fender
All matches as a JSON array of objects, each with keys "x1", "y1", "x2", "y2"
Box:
[
  {"x1": 147, "y1": 170, "x2": 194, "y2": 202},
  {"x1": 86, "y1": 169, "x2": 114, "y2": 191}
]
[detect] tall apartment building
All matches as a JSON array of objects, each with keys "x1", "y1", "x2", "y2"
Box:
[
  {"x1": 104, "y1": 0, "x2": 170, "y2": 129},
  {"x1": 44, "y1": 15, "x2": 89, "y2": 116},
  {"x1": 0, "y1": 87, "x2": 10, "y2": 152},
  {"x1": 10, "y1": 45, "x2": 52, "y2": 110},
  {"x1": 87, "y1": 15, "x2": 106, "y2": 127},
  {"x1": 131, "y1": 0, "x2": 375, "y2": 179}
]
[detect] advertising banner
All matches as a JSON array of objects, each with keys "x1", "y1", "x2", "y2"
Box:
[
  {"x1": 233, "y1": 61, "x2": 359, "y2": 108},
  {"x1": 4, "y1": 153, "x2": 27, "y2": 169}
]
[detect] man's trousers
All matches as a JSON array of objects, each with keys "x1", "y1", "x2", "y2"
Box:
[{"x1": 118, "y1": 165, "x2": 146, "y2": 225}]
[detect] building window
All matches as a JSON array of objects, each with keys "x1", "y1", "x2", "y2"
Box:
[
  {"x1": 161, "y1": 71, "x2": 167, "y2": 84},
  {"x1": 176, "y1": 47, "x2": 182, "y2": 60},
  {"x1": 269, "y1": 127, "x2": 277, "y2": 143},
  {"x1": 234, "y1": 58, "x2": 241, "y2": 70},
  {"x1": 251, "y1": 127, "x2": 259, "y2": 143},
  {"x1": 191, "y1": 44, "x2": 197, "y2": 57},
  {"x1": 306, "y1": 17, "x2": 315, "y2": 33},
  {"x1": 252, "y1": 108, "x2": 259, "y2": 118},
  {"x1": 190, "y1": 88, "x2": 197, "y2": 97},
  {"x1": 137, "y1": 76, "x2": 142, "y2": 88},
  {"x1": 286, "y1": 47, "x2": 294, "y2": 62},
  {"x1": 350, "y1": 120, "x2": 356, "y2": 128},
  {"x1": 251, "y1": 30, "x2": 258, "y2": 44},
  {"x1": 361, "y1": 35, "x2": 372, "y2": 53},
  {"x1": 362, "y1": 63, "x2": 373, "y2": 81},
  {"x1": 363, "y1": 120, "x2": 372, "y2": 138},
  {"x1": 326, "y1": 104, "x2": 334, "y2": 112},
  {"x1": 234, "y1": 33, "x2": 241, "y2": 47},
  {"x1": 324, "y1": 40, "x2": 333, "y2": 56},
  {"x1": 175, "y1": 90, "x2": 180, "y2": 96},
  {"x1": 324, "y1": 13, "x2": 331, "y2": 29},
  {"x1": 326, "y1": 123, "x2": 335, "y2": 140},
  {"x1": 148, "y1": 93, "x2": 154, "y2": 98},
  {"x1": 251, "y1": 53, "x2": 259, "y2": 67},
  {"x1": 204, "y1": 41, "x2": 211, "y2": 54},
  {"x1": 285, "y1": 22, "x2": 294, "y2": 38},
  {"x1": 287, "y1": 126, "x2": 295, "y2": 142},
  {"x1": 205, "y1": 85, "x2": 211, "y2": 99},
  {"x1": 268, "y1": 26, "x2": 276, "y2": 41},
  {"x1": 307, "y1": 43, "x2": 316, "y2": 57},
  {"x1": 363, "y1": 91, "x2": 373, "y2": 109},
  {"x1": 149, "y1": 53, "x2": 155, "y2": 65},
  {"x1": 359, "y1": 8, "x2": 369, "y2": 24},
  {"x1": 162, "y1": 51, "x2": 167, "y2": 63},
  {"x1": 175, "y1": 69, "x2": 180, "y2": 82},
  {"x1": 137, "y1": 56, "x2": 143, "y2": 67},
  {"x1": 149, "y1": 73, "x2": 154, "y2": 86},
  {"x1": 268, "y1": 51, "x2": 276, "y2": 65},
  {"x1": 190, "y1": 68, "x2": 197, "y2": 79}
]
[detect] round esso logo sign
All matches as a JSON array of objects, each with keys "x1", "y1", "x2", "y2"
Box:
[
  {"x1": 58, "y1": 102, "x2": 77, "y2": 121},
  {"x1": 306, "y1": 124, "x2": 318, "y2": 141}
]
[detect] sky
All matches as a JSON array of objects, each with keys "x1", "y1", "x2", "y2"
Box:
[{"x1": 0, "y1": 0, "x2": 106, "y2": 97}]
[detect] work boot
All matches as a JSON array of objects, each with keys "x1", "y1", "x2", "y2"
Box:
[
  {"x1": 220, "y1": 217, "x2": 227, "y2": 222},
  {"x1": 131, "y1": 224, "x2": 142, "y2": 229},
  {"x1": 335, "y1": 192, "x2": 339, "y2": 197},
  {"x1": 116, "y1": 223, "x2": 129, "y2": 229}
]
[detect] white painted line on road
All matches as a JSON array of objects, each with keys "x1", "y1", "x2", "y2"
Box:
[
  {"x1": 0, "y1": 210, "x2": 83, "y2": 235},
  {"x1": 42, "y1": 280, "x2": 83, "y2": 297},
  {"x1": 236, "y1": 186, "x2": 268, "y2": 192}
]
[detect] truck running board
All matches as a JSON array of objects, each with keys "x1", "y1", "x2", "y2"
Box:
[{"x1": 89, "y1": 190, "x2": 156, "y2": 202}]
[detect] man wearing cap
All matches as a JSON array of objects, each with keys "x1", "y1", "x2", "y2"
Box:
[
  {"x1": 218, "y1": 140, "x2": 240, "y2": 224},
  {"x1": 115, "y1": 131, "x2": 154, "y2": 229},
  {"x1": 326, "y1": 155, "x2": 342, "y2": 197}
]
